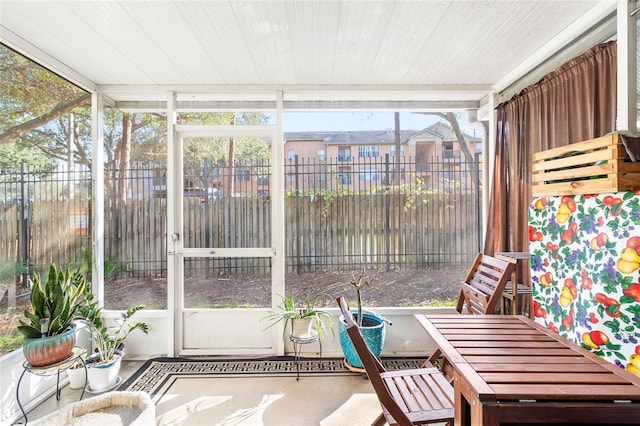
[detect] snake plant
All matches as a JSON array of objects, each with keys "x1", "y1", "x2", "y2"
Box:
[{"x1": 18, "y1": 263, "x2": 86, "y2": 338}]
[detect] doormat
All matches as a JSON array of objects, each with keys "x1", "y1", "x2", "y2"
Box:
[{"x1": 118, "y1": 356, "x2": 425, "y2": 395}]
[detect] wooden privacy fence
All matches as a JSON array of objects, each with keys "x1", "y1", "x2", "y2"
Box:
[
  {"x1": 287, "y1": 193, "x2": 480, "y2": 272},
  {"x1": 0, "y1": 157, "x2": 481, "y2": 280}
]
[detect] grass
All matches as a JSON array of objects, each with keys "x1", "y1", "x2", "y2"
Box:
[
  {"x1": 0, "y1": 333, "x2": 23, "y2": 355},
  {"x1": 426, "y1": 299, "x2": 457, "y2": 307},
  {"x1": 0, "y1": 308, "x2": 23, "y2": 356}
]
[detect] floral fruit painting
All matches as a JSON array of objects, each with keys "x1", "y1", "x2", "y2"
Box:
[{"x1": 529, "y1": 191, "x2": 640, "y2": 377}]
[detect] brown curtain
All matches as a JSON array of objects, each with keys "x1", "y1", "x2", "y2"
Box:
[{"x1": 484, "y1": 41, "x2": 617, "y2": 260}]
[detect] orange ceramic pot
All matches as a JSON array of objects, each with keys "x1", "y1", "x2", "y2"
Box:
[{"x1": 23, "y1": 323, "x2": 76, "y2": 367}]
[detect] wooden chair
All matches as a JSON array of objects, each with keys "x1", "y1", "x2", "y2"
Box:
[
  {"x1": 337, "y1": 296, "x2": 454, "y2": 426},
  {"x1": 425, "y1": 253, "x2": 514, "y2": 375},
  {"x1": 455, "y1": 253, "x2": 515, "y2": 315}
]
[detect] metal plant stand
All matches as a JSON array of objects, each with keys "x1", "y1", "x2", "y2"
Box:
[
  {"x1": 289, "y1": 329, "x2": 322, "y2": 381},
  {"x1": 16, "y1": 347, "x2": 87, "y2": 425}
]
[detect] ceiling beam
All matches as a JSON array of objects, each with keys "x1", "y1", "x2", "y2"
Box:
[{"x1": 114, "y1": 99, "x2": 481, "y2": 113}]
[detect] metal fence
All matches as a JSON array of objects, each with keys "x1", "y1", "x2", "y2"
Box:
[{"x1": 0, "y1": 155, "x2": 481, "y2": 283}]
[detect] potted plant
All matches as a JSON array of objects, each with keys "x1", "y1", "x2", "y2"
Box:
[
  {"x1": 77, "y1": 288, "x2": 148, "y2": 392},
  {"x1": 17, "y1": 264, "x2": 86, "y2": 367},
  {"x1": 262, "y1": 290, "x2": 334, "y2": 340},
  {"x1": 338, "y1": 270, "x2": 389, "y2": 372},
  {"x1": 66, "y1": 357, "x2": 87, "y2": 389}
]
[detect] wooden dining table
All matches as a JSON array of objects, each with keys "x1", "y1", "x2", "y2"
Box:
[{"x1": 414, "y1": 314, "x2": 640, "y2": 426}]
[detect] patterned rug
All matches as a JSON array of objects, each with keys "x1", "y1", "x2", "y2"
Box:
[
  {"x1": 119, "y1": 356, "x2": 425, "y2": 395},
  {"x1": 118, "y1": 356, "x2": 426, "y2": 425}
]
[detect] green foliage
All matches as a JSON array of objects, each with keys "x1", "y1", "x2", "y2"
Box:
[
  {"x1": 0, "y1": 143, "x2": 56, "y2": 170},
  {"x1": 70, "y1": 247, "x2": 119, "y2": 282},
  {"x1": 17, "y1": 264, "x2": 86, "y2": 338},
  {"x1": 0, "y1": 45, "x2": 91, "y2": 162},
  {"x1": 0, "y1": 260, "x2": 28, "y2": 283},
  {"x1": 262, "y1": 290, "x2": 334, "y2": 339},
  {"x1": 77, "y1": 288, "x2": 148, "y2": 363}
]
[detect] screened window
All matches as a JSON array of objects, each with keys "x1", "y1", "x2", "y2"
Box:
[
  {"x1": 443, "y1": 143, "x2": 454, "y2": 159},
  {"x1": 338, "y1": 147, "x2": 351, "y2": 162},
  {"x1": 257, "y1": 174, "x2": 269, "y2": 185},
  {"x1": 359, "y1": 167, "x2": 380, "y2": 181},
  {"x1": 235, "y1": 168, "x2": 250, "y2": 182},
  {"x1": 338, "y1": 167, "x2": 352, "y2": 184},
  {"x1": 358, "y1": 145, "x2": 379, "y2": 158},
  {"x1": 390, "y1": 145, "x2": 405, "y2": 157}
]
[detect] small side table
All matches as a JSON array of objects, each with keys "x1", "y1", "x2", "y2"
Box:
[
  {"x1": 16, "y1": 346, "x2": 87, "y2": 425},
  {"x1": 290, "y1": 329, "x2": 322, "y2": 381},
  {"x1": 496, "y1": 251, "x2": 532, "y2": 317}
]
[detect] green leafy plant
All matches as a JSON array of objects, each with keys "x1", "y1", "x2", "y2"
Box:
[
  {"x1": 77, "y1": 288, "x2": 148, "y2": 363},
  {"x1": 0, "y1": 260, "x2": 28, "y2": 307},
  {"x1": 0, "y1": 260, "x2": 28, "y2": 283},
  {"x1": 71, "y1": 246, "x2": 119, "y2": 282},
  {"x1": 17, "y1": 264, "x2": 86, "y2": 338},
  {"x1": 262, "y1": 290, "x2": 334, "y2": 339}
]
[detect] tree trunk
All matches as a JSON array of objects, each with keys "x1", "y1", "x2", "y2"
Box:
[
  {"x1": 394, "y1": 112, "x2": 401, "y2": 185},
  {"x1": 116, "y1": 113, "x2": 133, "y2": 206}
]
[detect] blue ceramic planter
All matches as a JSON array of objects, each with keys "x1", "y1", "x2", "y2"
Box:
[{"x1": 338, "y1": 312, "x2": 386, "y2": 369}]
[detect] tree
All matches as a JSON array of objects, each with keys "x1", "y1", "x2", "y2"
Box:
[
  {"x1": 419, "y1": 112, "x2": 480, "y2": 189},
  {"x1": 0, "y1": 143, "x2": 56, "y2": 170},
  {"x1": 0, "y1": 45, "x2": 91, "y2": 162}
]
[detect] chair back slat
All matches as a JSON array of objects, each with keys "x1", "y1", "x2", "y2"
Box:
[{"x1": 456, "y1": 253, "x2": 514, "y2": 314}]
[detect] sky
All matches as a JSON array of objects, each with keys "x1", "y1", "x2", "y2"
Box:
[{"x1": 280, "y1": 112, "x2": 444, "y2": 133}]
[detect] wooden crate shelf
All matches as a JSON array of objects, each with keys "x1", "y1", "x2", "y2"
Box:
[{"x1": 532, "y1": 134, "x2": 640, "y2": 196}]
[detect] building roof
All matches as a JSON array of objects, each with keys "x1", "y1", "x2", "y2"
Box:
[
  {"x1": 284, "y1": 130, "x2": 418, "y2": 145},
  {"x1": 284, "y1": 121, "x2": 480, "y2": 144}
]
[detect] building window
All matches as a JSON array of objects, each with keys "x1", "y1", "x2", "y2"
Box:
[
  {"x1": 338, "y1": 147, "x2": 351, "y2": 162},
  {"x1": 358, "y1": 145, "x2": 379, "y2": 158},
  {"x1": 234, "y1": 168, "x2": 250, "y2": 182},
  {"x1": 257, "y1": 174, "x2": 269, "y2": 185},
  {"x1": 359, "y1": 167, "x2": 380, "y2": 181},
  {"x1": 287, "y1": 171, "x2": 295, "y2": 183},
  {"x1": 390, "y1": 145, "x2": 405, "y2": 157},
  {"x1": 287, "y1": 149, "x2": 295, "y2": 161},
  {"x1": 318, "y1": 149, "x2": 325, "y2": 161},
  {"x1": 389, "y1": 167, "x2": 406, "y2": 182},
  {"x1": 443, "y1": 143, "x2": 454, "y2": 160},
  {"x1": 338, "y1": 167, "x2": 351, "y2": 184}
]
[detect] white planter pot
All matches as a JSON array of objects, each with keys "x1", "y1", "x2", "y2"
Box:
[
  {"x1": 66, "y1": 362, "x2": 86, "y2": 389},
  {"x1": 291, "y1": 318, "x2": 314, "y2": 339},
  {"x1": 85, "y1": 349, "x2": 122, "y2": 392}
]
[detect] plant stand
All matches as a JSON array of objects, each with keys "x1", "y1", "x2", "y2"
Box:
[
  {"x1": 289, "y1": 329, "x2": 322, "y2": 381},
  {"x1": 16, "y1": 346, "x2": 86, "y2": 424}
]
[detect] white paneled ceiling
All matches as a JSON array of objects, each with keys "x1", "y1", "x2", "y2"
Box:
[{"x1": 0, "y1": 0, "x2": 618, "y2": 110}]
